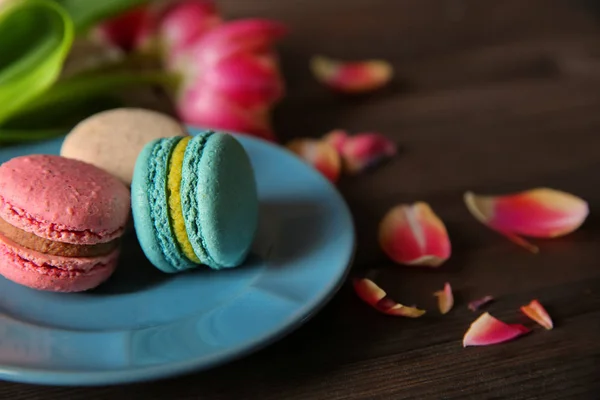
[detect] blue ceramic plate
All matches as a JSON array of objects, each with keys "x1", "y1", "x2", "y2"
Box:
[{"x1": 0, "y1": 128, "x2": 355, "y2": 386}]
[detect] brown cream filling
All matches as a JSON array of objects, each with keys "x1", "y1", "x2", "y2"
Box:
[{"x1": 0, "y1": 217, "x2": 119, "y2": 257}]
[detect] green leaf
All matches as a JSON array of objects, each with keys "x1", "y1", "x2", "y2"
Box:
[
  {"x1": 15, "y1": 70, "x2": 178, "y2": 115},
  {"x1": 0, "y1": 0, "x2": 74, "y2": 126},
  {"x1": 0, "y1": 128, "x2": 67, "y2": 143},
  {"x1": 0, "y1": 96, "x2": 123, "y2": 144},
  {"x1": 1, "y1": 70, "x2": 177, "y2": 143},
  {"x1": 53, "y1": 0, "x2": 150, "y2": 32},
  {"x1": 4, "y1": 95, "x2": 123, "y2": 130}
]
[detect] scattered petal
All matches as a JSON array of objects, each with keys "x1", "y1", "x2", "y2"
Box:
[
  {"x1": 342, "y1": 132, "x2": 397, "y2": 173},
  {"x1": 434, "y1": 282, "x2": 454, "y2": 314},
  {"x1": 286, "y1": 139, "x2": 341, "y2": 183},
  {"x1": 323, "y1": 129, "x2": 348, "y2": 153},
  {"x1": 310, "y1": 55, "x2": 393, "y2": 93},
  {"x1": 353, "y1": 278, "x2": 426, "y2": 318},
  {"x1": 323, "y1": 130, "x2": 397, "y2": 173},
  {"x1": 468, "y1": 296, "x2": 494, "y2": 312},
  {"x1": 379, "y1": 202, "x2": 451, "y2": 267},
  {"x1": 520, "y1": 299, "x2": 553, "y2": 330},
  {"x1": 463, "y1": 312, "x2": 530, "y2": 347},
  {"x1": 464, "y1": 188, "x2": 588, "y2": 253},
  {"x1": 465, "y1": 188, "x2": 589, "y2": 237},
  {"x1": 354, "y1": 278, "x2": 385, "y2": 304}
]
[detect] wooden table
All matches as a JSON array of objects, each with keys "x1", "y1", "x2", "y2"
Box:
[{"x1": 3, "y1": 0, "x2": 600, "y2": 398}]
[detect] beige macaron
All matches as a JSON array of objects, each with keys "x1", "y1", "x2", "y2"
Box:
[{"x1": 61, "y1": 108, "x2": 188, "y2": 185}]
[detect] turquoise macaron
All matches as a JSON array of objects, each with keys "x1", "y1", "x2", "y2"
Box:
[{"x1": 131, "y1": 131, "x2": 259, "y2": 273}]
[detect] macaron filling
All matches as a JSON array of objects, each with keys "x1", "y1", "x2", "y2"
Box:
[
  {"x1": 0, "y1": 197, "x2": 125, "y2": 244},
  {"x1": 147, "y1": 132, "x2": 216, "y2": 268},
  {"x1": 0, "y1": 232, "x2": 119, "y2": 292},
  {"x1": 0, "y1": 216, "x2": 119, "y2": 257},
  {"x1": 146, "y1": 137, "x2": 195, "y2": 271},
  {"x1": 0, "y1": 233, "x2": 117, "y2": 276},
  {"x1": 167, "y1": 136, "x2": 201, "y2": 264}
]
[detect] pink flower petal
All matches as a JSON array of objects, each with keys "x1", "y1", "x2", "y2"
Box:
[
  {"x1": 158, "y1": 0, "x2": 222, "y2": 56},
  {"x1": 353, "y1": 278, "x2": 426, "y2": 318},
  {"x1": 379, "y1": 202, "x2": 451, "y2": 267},
  {"x1": 94, "y1": 5, "x2": 154, "y2": 52},
  {"x1": 323, "y1": 130, "x2": 397, "y2": 174},
  {"x1": 520, "y1": 299, "x2": 553, "y2": 330},
  {"x1": 354, "y1": 278, "x2": 386, "y2": 305},
  {"x1": 178, "y1": 87, "x2": 276, "y2": 141},
  {"x1": 341, "y1": 132, "x2": 397, "y2": 174},
  {"x1": 463, "y1": 312, "x2": 531, "y2": 347},
  {"x1": 464, "y1": 188, "x2": 588, "y2": 253},
  {"x1": 176, "y1": 19, "x2": 287, "y2": 69},
  {"x1": 286, "y1": 139, "x2": 341, "y2": 183},
  {"x1": 468, "y1": 296, "x2": 494, "y2": 312},
  {"x1": 323, "y1": 129, "x2": 348, "y2": 153},
  {"x1": 169, "y1": 18, "x2": 287, "y2": 142},
  {"x1": 434, "y1": 282, "x2": 454, "y2": 314},
  {"x1": 310, "y1": 55, "x2": 393, "y2": 93},
  {"x1": 205, "y1": 53, "x2": 284, "y2": 108}
]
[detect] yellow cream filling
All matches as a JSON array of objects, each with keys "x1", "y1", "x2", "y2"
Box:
[{"x1": 167, "y1": 136, "x2": 200, "y2": 263}]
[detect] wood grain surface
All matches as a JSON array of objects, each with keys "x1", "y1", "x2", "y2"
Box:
[{"x1": 3, "y1": 0, "x2": 600, "y2": 398}]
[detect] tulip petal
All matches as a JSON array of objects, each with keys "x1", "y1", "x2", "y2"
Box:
[
  {"x1": 434, "y1": 282, "x2": 454, "y2": 314},
  {"x1": 379, "y1": 202, "x2": 451, "y2": 267},
  {"x1": 468, "y1": 295, "x2": 494, "y2": 312},
  {"x1": 463, "y1": 312, "x2": 531, "y2": 347},
  {"x1": 323, "y1": 129, "x2": 348, "y2": 153},
  {"x1": 310, "y1": 55, "x2": 393, "y2": 93},
  {"x1": 205, "y1": 53, "x2": 284, "y2": 108},
  {"x1": 341, "y1": 132, "x2": 397, "y2": 173},
  {"x1": 354, "y1": 278, "x2": 386, "y2": 304},
  {"x1": 286, "y1": 139, "x2": 341, "y2": 183},
  {"x1": 180, "y1": 19, "x2": 287, "y2": 68},
  {"x1": 159, "y1": 0, "x2": 222, "y2": 55},
  {"x1": 323, "y1": 130, "x2": 397, "y2": 173},
  {"x1": 353, "y1": 278, "x2": 426, "y2": 318},
  {"x1": 520, "y1": 299, "x2": 553, "y2": 330},
  {"x1": 169, "y1": 18, "x2": 287, "y2": 142},
  {"x1": 178, "y1": 87, "x2": 276, "y2": 141},
  {"x1": 464, "y1": 188, "x2": 588, "y2": 252},
  {"x1": 94, "y1": 5, "x2": 154, "y2": 52}
]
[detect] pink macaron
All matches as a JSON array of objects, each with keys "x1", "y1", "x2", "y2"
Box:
[{"x1": 0, "y1": 155, "x2": 130, "y2": 292}]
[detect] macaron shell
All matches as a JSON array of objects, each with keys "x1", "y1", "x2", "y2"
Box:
[
  {"x1": 182, "y1": 132, "x2": 259, "y2": 269},
  {"x1": 61, "y1": 108, "x2": 188, "y2": 185},
  {"x1": 0, "y1": 155, "x2": 130, "y2": 245},
  {"x1": 0, "y1": 233, "x2": 118, "y2": 292},
  {"x1": 131, "y1": 138, "x2": 195, "y2": 273}
]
